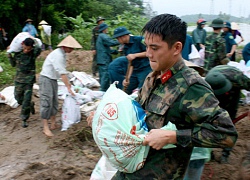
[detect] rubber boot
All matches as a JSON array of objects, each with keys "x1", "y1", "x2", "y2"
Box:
[{"x1": 22, "y1": 120, "x2": 28, "y2": 128}]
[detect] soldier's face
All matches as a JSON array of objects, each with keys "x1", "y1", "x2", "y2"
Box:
[
  {"x1": 144, "y1": 32, "x2": 182, "y2": 74},
  {"x1": 22, "y1": 44, "x2": 33, "y2": 54}
]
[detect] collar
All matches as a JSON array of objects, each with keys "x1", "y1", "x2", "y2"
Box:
[
  {"x1": 161, "y1": 70, "x2": 172, "y2": 84},
  {"x1": 146, "y1": 59, "x2": 186, "y2": 84}
]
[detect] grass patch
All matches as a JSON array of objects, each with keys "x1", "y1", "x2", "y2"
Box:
[{"x1": 0, "y1": 50, "x2": 45, "y2": 90}]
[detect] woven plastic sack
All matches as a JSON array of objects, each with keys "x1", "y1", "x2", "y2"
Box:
[
  {"x1": 61, "y1": 94, "x2": 81, "y2": 131},
  {"x1": 7, "y1": 32, "x2": 42, "y2": 53},
  {"x1": 92, "y1": 83, "x2": 176, "y2": 173}
]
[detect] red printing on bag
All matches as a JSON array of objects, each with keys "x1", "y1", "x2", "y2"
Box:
[{"x1": 101, "y1": 103, "x2": 118, "y2": 120}]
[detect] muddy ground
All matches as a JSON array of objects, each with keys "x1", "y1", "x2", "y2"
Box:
[{"x1": 0, "y1": 50, "x2": 250, "y2": 180}]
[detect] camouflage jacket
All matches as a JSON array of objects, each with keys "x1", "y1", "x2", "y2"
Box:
[
  {"x1": 204, "y1": 32, "x2": 228, "y2": 72},
  {"x1": 207, "y1": 65, "x2": 250, "y2": 119},
  {"x1": 9, "y1": 46, "x2": 41, "y2": 83},
  {"x1": 91, "y1": 25, "x2": 100, "y2": 50},
  {"x1": 113, "y1": 60, "x2": 238, "y2": 180}
]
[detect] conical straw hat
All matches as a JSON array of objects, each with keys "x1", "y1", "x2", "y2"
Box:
[
  {"x1": 231, "y1": 22, "x2": 240, "y2": 30},
  {"x1": 57, "y1": 35, "x2": 82, "y2": 49},
  {"x1": 39, "y1": 20, "x2": 48, "y2": 25}
]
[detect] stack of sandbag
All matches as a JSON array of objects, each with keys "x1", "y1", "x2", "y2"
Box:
[{"x1": 7, "y1": 32, "x2": 42, "y2": 53}]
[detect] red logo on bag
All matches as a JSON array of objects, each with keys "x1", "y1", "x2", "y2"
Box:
[{"x1": 102, "y1": 103, "x2": 118, "y2": 120}]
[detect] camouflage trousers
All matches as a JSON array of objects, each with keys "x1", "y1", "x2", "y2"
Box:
[{"x1": 14, "y1": 81, "x2": 33, "y2": 120}]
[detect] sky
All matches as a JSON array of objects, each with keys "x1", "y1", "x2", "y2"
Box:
[{"x1": 150, "y1": 0, "x2": 249, "y2": 18}]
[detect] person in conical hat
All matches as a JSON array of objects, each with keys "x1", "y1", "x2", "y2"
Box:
[
  {"x1": 38, "y1": 20, "x2": 52, "y2": 51},
  {"x1": 22, "y1": 18, "x2": 38, "y2": 37},
  {"x1": 39, "y1": 20, "x2": 48, "y2": 25},
  {"x1": 39, "y1": 35, "x2": 82, "y2": 137},
  {"x1": 230, "y1": 22, "x2": 244, "y2": 61}
]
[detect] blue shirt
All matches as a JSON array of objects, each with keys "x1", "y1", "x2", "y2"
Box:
[
  {"x1": 182, "y1": 34, "x2": 193, "y2": 60},
  {"x1": 22, "y1": 24, "x2": 38, "y2": 37},
  {"x1": 123, "y1": 36, "x2": 150, "y2": 70},
  {"x1": 222, "y1": 32, "x2": 237, "y2": 53}
]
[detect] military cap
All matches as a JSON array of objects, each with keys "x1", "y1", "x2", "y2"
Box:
[
  {"x1": 98, "y1": 23, "x2": 108, "y2": 32},
  {"x1": 96, "y1": 16, "x2": 105, "y2": 23},
  {"x1": 224, "y1": 22, "x2": 231, "y2": 29},
  {"x1": 205, "y1": 72, "x2": 232, "y2": 95},
  {"x1": 209, "y1": 18, "x2": 224, "y2": 28},
  {"x1": 112, "y1": 27, "x2": 131, "y2": 38}
]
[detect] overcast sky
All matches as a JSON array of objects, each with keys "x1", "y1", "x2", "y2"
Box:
[{"x1": 150, "y1": 0, "x2": 249, "y2": 18}]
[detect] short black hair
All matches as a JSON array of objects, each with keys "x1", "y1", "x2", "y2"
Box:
[
  {"x1": 23, "y1": 38, "x2": 35, "y2": 47},
  {"x1": 142, "y1": 14, "x2": 187, "y2": 49}
]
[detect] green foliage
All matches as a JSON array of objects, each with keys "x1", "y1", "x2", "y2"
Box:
[
  {"x1": 64, "y1": 11, "x2": 149, "y2": 50},
  {"x1": 0, "y1": 51, "x2": 15, "y2": 88},
  {"x1": 0, "y1": 51, "x2": 45, "y2": 89}
]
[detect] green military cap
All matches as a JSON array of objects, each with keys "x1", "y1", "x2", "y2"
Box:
[
  {"x1": 96, "y1": 16, "x2": 105, "y2": 23},
  {"x1": 209, "y1": 18, "x2": 224, "y2": 28},
  {"x1": 98, "y1": 23, "x2": 108, "y2": 32},
  {"x1": 205, "y1": 72, "x2": 232, "y2": 95},
  {"x1": 224, "y1": 21, "x2": 231, "y2": 29}
]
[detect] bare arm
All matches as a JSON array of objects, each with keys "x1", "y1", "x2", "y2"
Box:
[{"x1": 61, "y1": 74, "x2": 75, "y2": 96}]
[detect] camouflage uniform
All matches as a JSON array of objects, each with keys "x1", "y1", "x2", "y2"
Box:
[
  {"x1": 91, "y1": 25, "x2": 100, "y2": 75},
  {"x1": 206, "y1": 65, "x2": 250, "y2": 161},
  {"x1": 207, "y1": 65, "x2": 250, "y2": 120},
  {"x1": 112, "y1": 60, "x2": 238, "y2": 180},
  {"x1": 204, "y1": 32, "x2": 228, "y2": 73},
  {"x1": 9, "y1": 46, "x2": 41, "y2": 121}
]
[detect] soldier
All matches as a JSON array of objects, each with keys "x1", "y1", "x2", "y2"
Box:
[
  {"x1": 204, "y1": 18, "x2": 229, "y2": 73},
  {"x1": 192, "y1": 18, "x2": 207, "y2": 51},
  {"x1": 39, "y1": 35, "x2": 82, "y2": 137},
  {"x1": 222, "y1": 22, "x2": 237, "y2": 61},
  {"x1": 109, "y1": 27, "x2": 152, "y2": 94},
  {"x1": 7, "y1": 38, "x2": 41, "y2": 127},
  {"x1": 96, "y1": 23, "x2": 119, "y2": 92},
  {"x1": 205, "y1": 65, "x2": 250, "y2": 163},
  {"x1": 87, "y1": 14, "x2": 238, "y2": 179},
  {"x1": 91, "y1": 16, "x2": 105, "y2": 77}
]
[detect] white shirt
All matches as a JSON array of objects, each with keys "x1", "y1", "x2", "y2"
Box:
[{"x1": 40, "y1": 48, "x2": 68, "y2": 79}]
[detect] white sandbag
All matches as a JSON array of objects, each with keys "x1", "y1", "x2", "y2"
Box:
[
  {"x1": 42, "y1": 25, "x2": 52, "y2": 36},
  {"x1": 92, "y1": 83, "x2": 176, "y2": 173},
  {"x1": 7, "y1": 32, "x2": 31, "y2": 53},
  {"x1": 61, "y1": 94, "x2": 81, "y2": 131},
  {"x1": 71, "y1": 71, "x2": 100, "y2": 88},
  {"x1": 90, "y1": 155, "x2": 117, "y2": 180},
  {"x1": 0, "y1": 86, "x2": 19, "y2": 108},
  {"x1": 7, "y1": 32, "x2": 42, "y2": 53}
]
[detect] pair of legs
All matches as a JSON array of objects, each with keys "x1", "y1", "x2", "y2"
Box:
[
  {"x1": 92, "y1": 54, "x2": 98, "y2": 76},
  {"x1": 98, "y1": 64, "x2": 110, "y2": 92},
  {"x1": 14, "y1": 81, "x2": 34, "y2": 127},
  {"x1": 39, "y1": 75, "x2": 59, "y2": 137}
]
